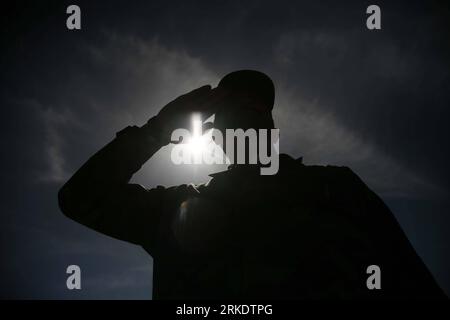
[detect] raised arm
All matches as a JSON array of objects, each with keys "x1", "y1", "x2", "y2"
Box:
[{"x1": 58, "y1": 85, "x2": 218, "y2": 247}]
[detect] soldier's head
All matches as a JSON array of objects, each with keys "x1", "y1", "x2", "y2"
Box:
[
  {"x1": 209, "y1": 70, "x2": 276, "y2": 163},
  {"x1": 212, "y1": 70, "x2": 275, "y2": 132}
]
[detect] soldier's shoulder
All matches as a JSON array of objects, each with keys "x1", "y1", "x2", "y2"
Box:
[
  {"x1": 279, "y1": 155, "x2": 358, "y2": 181},
  {"x1": 300, "y1": 163, "x2": 363, "y2": 185},
  {"x1": 306, "y1": 163, "x2": 354, "y2": 174}
]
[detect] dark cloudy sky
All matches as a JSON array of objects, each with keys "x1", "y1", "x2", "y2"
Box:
[{"x1": 1, "y1": 0, "x2": 449, "y2": 298}]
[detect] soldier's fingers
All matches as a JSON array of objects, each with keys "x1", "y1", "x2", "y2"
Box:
[
  {"x1": 196, "y1": 87, "x2": 229, "y2": 113},
  {"x1": 173, "y1": 86, "x2": 214, "y2": 115},
  {"x1": 178, "y1": 85, "x2": 212, "y2": 103}
]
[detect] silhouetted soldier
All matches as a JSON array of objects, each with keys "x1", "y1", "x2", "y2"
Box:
[{"x1": 58, "y1": 70, "x2": 445, "y2": 299}]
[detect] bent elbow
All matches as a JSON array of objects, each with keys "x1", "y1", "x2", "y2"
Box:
[
  {"x1": 58, "y1": 183, "x2": 84, "y2": 221},
  {"x1": 58, "y1": 184, "x2": 73, "y2": 218}
]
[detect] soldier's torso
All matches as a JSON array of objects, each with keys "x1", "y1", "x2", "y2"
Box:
[{"x1": 146, "y1": 155, "x2": 445, "y2": 299}]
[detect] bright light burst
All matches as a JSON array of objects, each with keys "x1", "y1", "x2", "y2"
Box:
[{"x1": 186, "y1": 114, "x2": 208, "y2": 157}]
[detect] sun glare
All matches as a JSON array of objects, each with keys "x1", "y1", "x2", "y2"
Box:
[{"x1": 186, "y1": 114, "x2": 208, "y2": 156}]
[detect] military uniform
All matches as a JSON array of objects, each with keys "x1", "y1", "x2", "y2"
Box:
[{"x1": 58, "y1": 121, "x2": 446, "y2": 299}]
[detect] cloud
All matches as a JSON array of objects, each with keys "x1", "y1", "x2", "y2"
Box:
[
  {"x1": 29, "y1": 29, "x2": 447, "y2": 200},
  {"x1": 274, "y1": 30, "x2": 351, "y2": 68},
  {"x1": 10, "y1": 99, "x2": 80, "y2": 183},
  {"x1": 270, "y1": 25, "x2": 449, "y2": 200},
  {"x1": 31, "y1": 31, "x2": 219, "y2": 185},
  {"x1": 274, "y1": 87, "x2": 447, "y2": 199}
]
